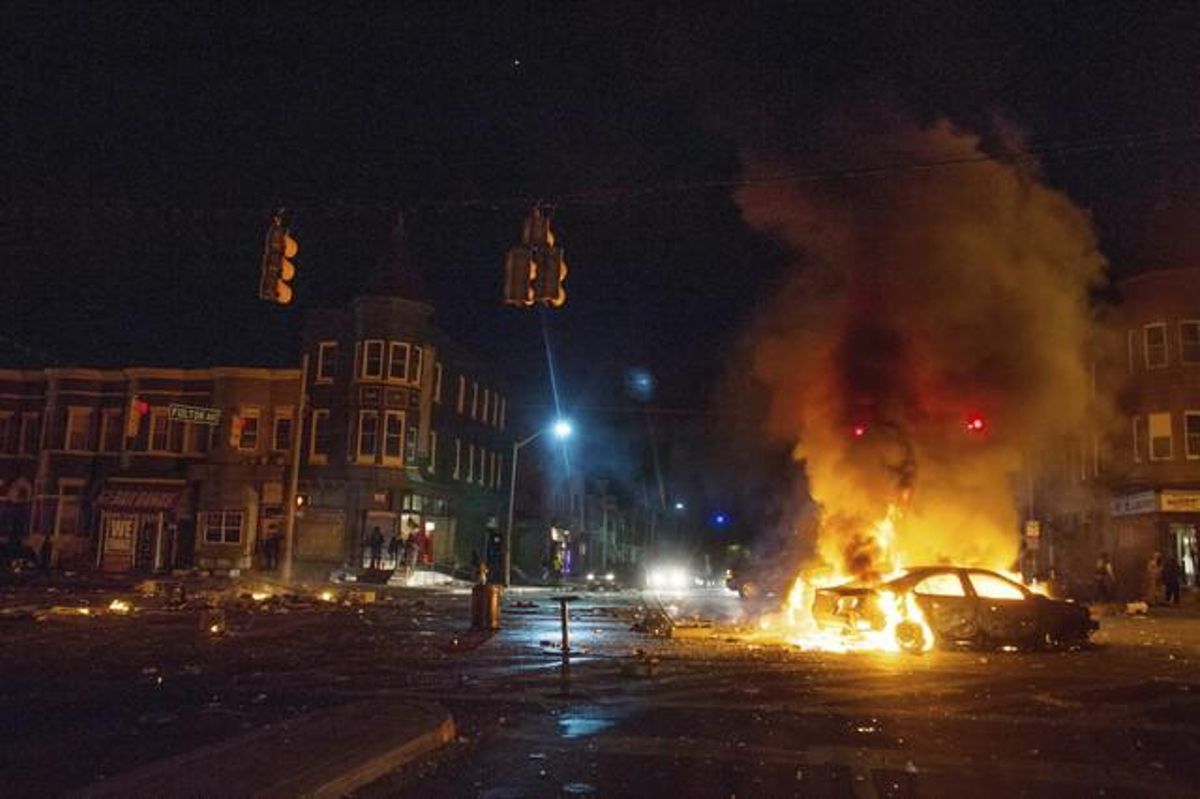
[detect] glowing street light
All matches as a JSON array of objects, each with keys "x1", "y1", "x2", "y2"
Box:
[{"x1": 503, "y1": 418, "x2": 574, "y2": 586}]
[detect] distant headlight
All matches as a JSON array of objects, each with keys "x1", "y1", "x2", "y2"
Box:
[
  {"x1": 605, "y1": 572, "x2": 615, "y2": 582},
  {"x1": 586, "y1": 572, "x2": 596, "y2": 581},
  {"x1": 647, "y1": 565, "x2": 692, "y2": 590}
]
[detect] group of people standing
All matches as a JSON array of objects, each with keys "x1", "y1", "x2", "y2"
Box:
[
  {"x1": 1094, "y1": 550, "x2": 1184, "y2": 605},
  {"x1": 366, "y1": 524, "x2": 429, "y2": 572}
]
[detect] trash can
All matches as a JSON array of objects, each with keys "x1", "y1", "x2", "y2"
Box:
[{"x1": 470, "y1": 584, "x2": 501, "y2": 630}]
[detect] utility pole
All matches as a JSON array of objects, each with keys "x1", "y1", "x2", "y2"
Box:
[{"x1": 281, "y1": 352, "x2": 308, "y2": 583}]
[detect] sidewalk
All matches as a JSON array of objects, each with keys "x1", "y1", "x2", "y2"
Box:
[{"x1": 74, "y1": 700, "x2": 455, "y2": 799}]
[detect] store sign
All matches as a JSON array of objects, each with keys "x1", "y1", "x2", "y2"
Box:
[
  {"x1": 1111, "y1": 491, "x2": 1158, "y2": 517},
  {"x1": 1161, "y1": 490, "x2": 1200, "y2": 513},
  {"x1": 168, "y1": 403, "x2": 221, "y2": 426}
]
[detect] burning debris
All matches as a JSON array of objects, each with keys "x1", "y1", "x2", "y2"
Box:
[{"x1": 735, "y1": 118, "x2": 1107, "y2": 651}]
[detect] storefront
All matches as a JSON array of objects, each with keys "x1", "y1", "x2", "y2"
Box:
[
  {"x1": 1110, "y1": 489, "x2": 1200, "y2": 593},
  {"x1": 95, "y1": 481, "x2": 185, "y2": 573}
]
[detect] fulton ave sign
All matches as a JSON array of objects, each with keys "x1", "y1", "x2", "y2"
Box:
[{"x1": 168, "y1": 403, "x2": 222, "y2": 426}]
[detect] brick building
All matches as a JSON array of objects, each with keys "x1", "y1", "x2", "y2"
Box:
[
  {"x1": 0, "y1": 228, "x2": 511, "y2": 576},
  {"x1": 1104, "y1": 267, "x2": 1200, "y2": 594}
]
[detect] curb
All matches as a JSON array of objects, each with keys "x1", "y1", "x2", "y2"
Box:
[{"x1": 74, "y1": 700, "x2": 455, "y2": 799}]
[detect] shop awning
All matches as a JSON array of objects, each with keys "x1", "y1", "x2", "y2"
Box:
[{"x1": 96, "y1": 485, "x2": 182, "y2": 512}]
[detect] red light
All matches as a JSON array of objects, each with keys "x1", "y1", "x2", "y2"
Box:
[
  {"x1": 852, "y1": 424, "x2": 867, "y2": 438},
  {"x1": 966, "y1": 415, "x2": 986, "y2": 433},
  {"x1": 134, "y1": 400, "x2": 149, "y2": 416}
]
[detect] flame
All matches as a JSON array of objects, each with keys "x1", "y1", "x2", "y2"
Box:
[
  {"x1": 760, "y1": 507, "x2": 934, "y2": 654},
  {"x1": 107, "y1": 599, "x2": 132, "y2": 614}
]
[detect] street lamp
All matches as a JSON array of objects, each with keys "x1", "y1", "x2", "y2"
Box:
[{"x1": 504, "y1": 418, "x2": 573, "y2": 587}]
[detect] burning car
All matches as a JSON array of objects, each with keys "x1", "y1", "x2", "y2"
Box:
[{"x1": 812, "y1": 566, "x2": 1097, "y2": 653}]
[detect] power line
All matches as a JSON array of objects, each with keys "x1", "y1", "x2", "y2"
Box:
[{"x1": 3, "y1": 127, "x2": 1198, "y2": 220}]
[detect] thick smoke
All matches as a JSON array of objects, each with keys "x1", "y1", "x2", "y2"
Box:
[{"x1": 737, "y1": 119, "x2": 1105, "y2": 578}]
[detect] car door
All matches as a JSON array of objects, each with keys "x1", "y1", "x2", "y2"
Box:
[
  {"x1": 910, "y1": 571, "x2": 977, "y2": 641},
  {"x1": 967, "y1": 571, "x2": 1038, "y2": 644}
]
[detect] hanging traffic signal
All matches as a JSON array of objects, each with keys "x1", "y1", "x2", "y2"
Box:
[
  {"x1": 503, "y1": 246, "x2": 536, "y2": 306},
  {"x1": 259, "y1": 211, "x2": 298, "y2": 305},
  {"x1": 965, "y1": 414, "x2": 986, "y2": 433},
  {"x1": 531, "y1": 246, "x2": 567, "y2": 307},
  {"x1": 503, "y1": 207, "x2": 567, "y2": 308},
  {"x1": 125, "y1": 395, "x2": 149, "y2": 439}
]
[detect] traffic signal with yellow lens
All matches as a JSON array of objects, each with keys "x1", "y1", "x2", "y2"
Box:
[{"x1": 259, "y1": 212, "x2": 298, "y2": 305}]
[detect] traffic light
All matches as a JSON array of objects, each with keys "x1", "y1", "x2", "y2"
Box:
[
  {"x1": 503, "y1": 207, "x2": 567, "y2": 308},
  {"x1": 965, "y1": 414, "x2": 986, "y2": 433},
  {"x1": 531, "y1": 246, "x2": 567, "y2": 307},
  {"x1": 503, "y1": 246, "x2": 536, "y2": 306},
  {"x1": 259, "y1": 211, "x2": 298, "y2": 305},
  {"x1": 125, "y1": 395, "x2": 149, "y2": 439}
]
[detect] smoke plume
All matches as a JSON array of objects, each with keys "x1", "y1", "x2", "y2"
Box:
[{"x1": 736, "y1": 118, "x2": 1106, "y2": 578}]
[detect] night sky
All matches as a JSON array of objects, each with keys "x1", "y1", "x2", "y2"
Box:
[{"x1": 5, "y1": 3, "x2": 1200, "y2": 511}]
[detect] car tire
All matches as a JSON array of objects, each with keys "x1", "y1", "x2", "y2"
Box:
[{"x1": 896, "y1": 621, "x2": 926, "y2": 654}]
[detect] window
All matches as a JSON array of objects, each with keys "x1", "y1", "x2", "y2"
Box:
[
  {"x1": 453, "y1": 437, "x2": 461, "y2": 480},
  {"x1": 389, "y1": 342, "x2": 410, "y2": 382},
  {"x1": 55, "y1": 480, "x2": 85, "y2": 536},
  {"x1": 317, "y1": 341, "x2": 339, "y2": 382},
  {"x1": 471, "y1": 382, "x2": 479, "y2": 419},
  {"x1": 968, "y1": 572, "x2": 1026, "y2": 601},
  {"x1": 1133, "y1": 415, "x2": 1148, "y2": 463},
  {"x1": 169, "y1": 419, "x2": 185, "y2": 453},
  {"x1": 20, "y1": 413, "x2": 39, "y2": 454},
  {"x1": 467, "y1": 443, "x2": 475, "y2": 482},
  {"x1": 65, "y1": 407, "x2": 94, "y2": 451},
  {"x1": 1185, "y1": 412, "x2": 1200, "y2": 460},
  {"x1": 1149, "y1": 411, "x2": 1173, "y2": 461},
  {"x1": 1182, "y1": 321, "x2": 1200, "y2": 365},
  {"x1": 237, "y1": 409, "x2": 260, "y2": 451},
  {"x1": 499, "y1": 398, "x2": 506, "y2": 430},
  {"x1": 203, "y1": 510, "x2": 243, "y2": 544},
  {"x1": 358, "y1": 411, "x2": 379, "y2": 460},
  {"x1": 1145, "y1": 323, "x2": 1168, "y2": 368},
  {"x1": 1127, "y1": 329, "x2": 1138, "y2": 374},
  {"x1": 456, "y1": 376, "x2": 466, "y2": 414},
  {"x1": 490, "y1": 451, "x2": 498, "y2": 487},
  {"x1": 361, "y1": 340, "x2": 384, "y2": 379},
  {"x1": 428, "y1": 430, "x2": 438, "y2": 472},
  {"x1": 491, "y1": 393, "x2": 501, "y2": 427},
  {"x1": 912, "y1": 573, "x2": 966, "y2": 597},
  {"x1": 496, "y1": 454, "x2": 504, "y2": 490},
  {"x1": 273, "y1": 408, "x2": 294, "y2": 452},
  {"x1": 310, "y1": 409, "x2": 330, "y2": 463},
  {"x1": 187, "y1": 423, "x2": 211, "y2": 454},
  {"x1": 0, "y1": 413, "x2": 11, "y2": 453},
  {"x1": 148, "y1": 409, "x2": 169, "y2": 453},
  {"x1": 409, "y1": 345, "x2": 423, "y2": 385},
  {"x1": 433, "y1": 363, "x2": 443, "y2": 403},
  {"x1": 481, "y1": 388, "x2": 490, "y2": 425},
  {"x1": 100, "y1": 409, "x2": 123, "y2": 453},
  {"x1": 383, "y1": 410, "x2": 405, "y2": 464}
]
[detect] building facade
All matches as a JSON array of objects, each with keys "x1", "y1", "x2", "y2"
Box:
[
  {"x1": 0, "y1": 233, "x2": 512, "y2": 577},
  {"x1": 1104, "y1": 267, "x2": 1200, "y2": 593}
]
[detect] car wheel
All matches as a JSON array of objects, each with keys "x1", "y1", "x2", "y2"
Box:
[{"x1": 896, "y1": 621, "x2": 926, "y2": 654}]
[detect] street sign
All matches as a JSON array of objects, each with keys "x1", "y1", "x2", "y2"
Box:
[{"x1": 168, "y1": 403, "x2": 222, "y2": 426}]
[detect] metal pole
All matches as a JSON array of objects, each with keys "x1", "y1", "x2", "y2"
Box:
[
  {"x1": 504, "y1": 430, "x2": 546, "y2": 587},
  {"x1": 282, "y1": 352, "x2": 309, "y2": 584}
]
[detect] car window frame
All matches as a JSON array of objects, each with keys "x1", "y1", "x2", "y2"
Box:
[
  {"x1": 909, "y1": 570, "x2": 970, "y2": 598},
  {"x1": 964, "y1": 570, "x2": 1030, "y2": 601}
]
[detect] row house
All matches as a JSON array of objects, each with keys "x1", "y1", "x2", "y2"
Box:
[{"x1": 1, "y1": 227, "x2": 512, "y2": 576}]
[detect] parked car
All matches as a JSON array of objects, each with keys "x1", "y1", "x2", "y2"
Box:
[{"x1": 813, "y1": 566, "x2": 1098, "y2": 653}]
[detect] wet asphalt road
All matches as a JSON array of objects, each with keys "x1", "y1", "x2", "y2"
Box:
[
  {"x1": 364, "y1": 588, "x2": 1200, "y2": 799},
  {"x1": 2, "y1": 580, "x2": 1199, "y2": 797}
]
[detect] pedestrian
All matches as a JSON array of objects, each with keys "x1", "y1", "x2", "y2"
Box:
[
  {"x1": 471, "y1": 548, "x2": 488, "y2": 584},
  {"x1": 1163, "y1": 555, "x2": 1181, "y2": 606},
  {"x1": 263, "y1": 528, "x2": 281, "y2": 571},
  {"x1": 404, "y1": 529, "x2": 419, "y2": 570},
  {"x1": 1094, "y1": 552, "x2": 1115, "y2": 602},
  {"x1": 38, "y1": 534, "x2": 53, "y2": 572},
  {"x1": 387, "y1": 531, "x2": 401, "y2": 569},
  {"x1": 1144, "y1": 551, "x2": 1164, "y2": 605},
  {"x1": 368, "y1": 526, "x2": 384, "y2": 570}
]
